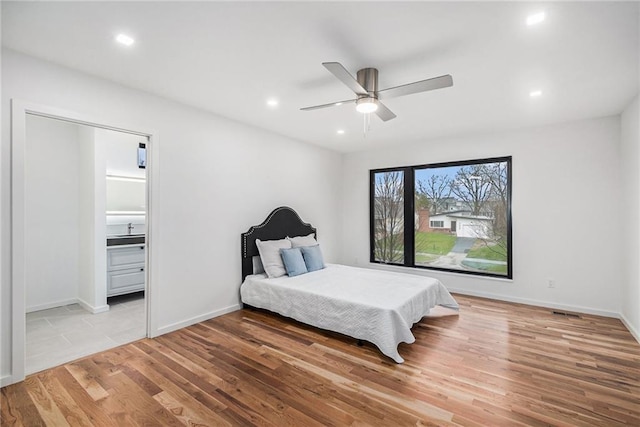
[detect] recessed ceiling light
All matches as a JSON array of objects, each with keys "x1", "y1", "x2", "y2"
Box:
[
  {"x1": 529, "y1": 90, "x2": 542, "y2": 98},
  {"x1": 337, "y1": 129, "x2": 345, "y2": 135},
  {"x1": 335, "y1": 102, "x2": 343, "y2": 106},
  {"x1": 526, "y1": 11, "x2": 546, "y2": 26},
  {"x1": 266, "y1": 98, "x2": 279, "y2": 107},
  {"x1": 115, "y1": 34, "x2": 135, "y2": 46}
]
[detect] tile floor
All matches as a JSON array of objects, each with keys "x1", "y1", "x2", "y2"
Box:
[{"x1": 26, "y1": 293, "x2": 146, "y2": 375}]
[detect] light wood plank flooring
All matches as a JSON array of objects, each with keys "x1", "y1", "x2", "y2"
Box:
[{"x1": 2, "y1": 294, "x2": 639, "y2": 426}]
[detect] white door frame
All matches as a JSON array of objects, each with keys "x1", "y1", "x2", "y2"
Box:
[{"x1": 8, "y1": 99, "x2": 160, "y2": 385}]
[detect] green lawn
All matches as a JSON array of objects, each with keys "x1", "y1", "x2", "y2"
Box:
[
  {"x1": 415, "y1": 232, "x2": 456, "y2": 255},
  {"x1": 415, "y1": 253, "x2": 439, "y2": 263},
  {"x1": 461, "y1": 260, "x2": 508, "y2": 274},
  {"x1": 466, "y1": 243, "x2": 507, "y2": 261},
  {"x1": 380, "y1": 232, "x2": 507, "y2": 274},
  {"x1": 373, "y1": 234, "x2": 404, "y2": 263}
]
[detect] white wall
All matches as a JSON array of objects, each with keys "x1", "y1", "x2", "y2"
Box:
[
  {"x1": 24, "y1": 117, "x2": 109, "y2": 314},
  {"x1": 341, "y1": 117, "x2": 622, "y2": 316},
  {"x1": 24, "y1": 115, "x2": 81, "y2": 312},
  {"x1": 78, "y1": 125, "x2": 97, "y2": 311},
  {"x1": 620, "y1": 95, "x2": 640, "y2": 340},
  {"x1": 102, "y1": 129, "x2": 146, "y2": 179},
  {"x1": 77, "y1": 125, "x2": 108, "y2": 313},
  {"x1": 1, "y1": 49, "x2": 343, "y2": 382}
]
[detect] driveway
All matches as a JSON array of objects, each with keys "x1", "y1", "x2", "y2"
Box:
[{"x1": 450, "y1": 237, "x2": 476, "y2": 254}]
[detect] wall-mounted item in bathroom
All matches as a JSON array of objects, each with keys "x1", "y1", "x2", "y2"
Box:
[{"x1": 138, "y1": 143, "x2": 146, "y2": 169}]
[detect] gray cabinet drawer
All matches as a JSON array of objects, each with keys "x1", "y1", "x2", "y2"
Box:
[
  {"x1": 107, "y1": 245, "x2": 145, "y2": 270},
  {"x1": 107, "y1": 267, "x2": 145, "y2": 297}
]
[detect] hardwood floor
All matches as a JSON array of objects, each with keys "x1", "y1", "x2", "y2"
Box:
[{"x1": 2, "y1": 294, "x2": 639, "y2": 426}]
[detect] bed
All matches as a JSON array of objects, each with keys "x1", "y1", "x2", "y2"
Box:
[{"x1": 240, "y1": 206, "x2": 459, "y2": 363}]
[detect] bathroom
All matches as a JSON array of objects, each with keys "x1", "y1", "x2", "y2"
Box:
[{"x1": 24, "y1": 114, "x2": 148, "y2": 374}]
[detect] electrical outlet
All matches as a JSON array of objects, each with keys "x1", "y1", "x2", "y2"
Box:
[{"x1": 547, "y1": 279, "x2": 556, "y2": 288}]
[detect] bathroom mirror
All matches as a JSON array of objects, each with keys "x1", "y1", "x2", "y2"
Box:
[{"x1": 106, "y1": 176, "x2": 146, "y2": 213}]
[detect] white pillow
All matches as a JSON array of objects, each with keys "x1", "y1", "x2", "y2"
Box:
[
  {"x1": 256, "y1": 238, "x2": 291, "y2": 278},
  {"x1": 288, "y1": 233, "x2": 318, "y2": 248}
]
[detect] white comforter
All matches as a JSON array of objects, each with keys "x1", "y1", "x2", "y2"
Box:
[{"x1": 240, "y1": 264, "x2": 458, "y2": 363}]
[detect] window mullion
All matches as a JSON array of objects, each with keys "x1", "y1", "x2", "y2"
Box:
[{"x1": 403, "y1": 167, "x2": 415, "y2": 267}]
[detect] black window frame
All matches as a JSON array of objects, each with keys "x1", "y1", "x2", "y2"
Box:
[{"x1": 369, "y1": 156, "x2": 513, "y2": 279}]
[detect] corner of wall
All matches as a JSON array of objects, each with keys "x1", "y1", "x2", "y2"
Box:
[
  {"x1": 620, "y1": 94, "x2": 640, "y2": 342},
  {"x1": 620, "y1": 311, "x2": 640, "y2": 344}
]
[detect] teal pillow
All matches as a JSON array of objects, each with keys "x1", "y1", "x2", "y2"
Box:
[
  {"x1": 301, "y1": 244, "x2": 325, "y2": 272},
  {"x1": 280, "y1": 247, "x2": 308, "y2": 277}
]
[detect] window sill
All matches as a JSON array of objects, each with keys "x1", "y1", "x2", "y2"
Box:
[{"x1": 367, "y1": 262, "x2": 514, "y2": 284}]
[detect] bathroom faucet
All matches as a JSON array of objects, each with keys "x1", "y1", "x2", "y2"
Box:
[{"x1": 127, "y1": 223, "x2": 134, "y2": 235}]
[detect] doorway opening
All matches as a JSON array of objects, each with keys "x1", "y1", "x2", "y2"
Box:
[
  {"x1": 9, "y1": 100, "x2": 157, "y2": 385},
  {"x1": 23, "y1": 116, "x2": 149, "y2": 374}
]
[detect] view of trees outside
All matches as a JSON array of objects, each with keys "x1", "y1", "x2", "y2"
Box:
[
  {"x1": 372, "y1": 159, "x2": 510, "y2": 276},
  {"x1": 415, "y1": 160, "x2": 509, "y2": 275},
  {"x1": 372, "y1": 171, "x2": 404, "y2": 264}
]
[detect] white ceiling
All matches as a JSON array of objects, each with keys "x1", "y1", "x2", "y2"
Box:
[{"x1": 2, "y1": 1, "x2": 638, "y2": 153}]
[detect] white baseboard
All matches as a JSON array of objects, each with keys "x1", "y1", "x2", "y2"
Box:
[
  {"x1": 26, "y1": 298, "x2": 78, "y2": 313},
  {"x1": 77, "y1": 298, "x2": 110, "y2": 314},
  {"x1": 619, "y1": 313, "x2": 640, "y2": 344},
  {"x1": 1, "y1": 374, "x2": 15, "y2": 387},
  {"x1": 155, "y1": 304, "x2": 241, "y2": 336},
  {"x1": 447, "y1": 288, "x2": 620, "y2": 318}
]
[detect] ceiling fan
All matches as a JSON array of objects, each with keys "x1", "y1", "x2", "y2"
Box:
[{"x1": 301, "y1": 62, "x2": 453, "y2": 122}]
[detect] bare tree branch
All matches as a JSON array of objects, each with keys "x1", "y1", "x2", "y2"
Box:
[
  {"x1": 481, "y1": 162, "x2": 509, "y2": 255},
  {"x1": 416, "y1": 174, "x2": 451, "y2": 214},
  {"x1": 450, "y1": 165, "x2": 492, "y2": 216},
  {"x1": 373, "y1": 171, "x2": 404, "y2": 263}
]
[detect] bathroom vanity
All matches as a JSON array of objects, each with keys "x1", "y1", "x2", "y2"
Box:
[{"x1": 106, "y1": 235, "x2": 145, "y2": 297}]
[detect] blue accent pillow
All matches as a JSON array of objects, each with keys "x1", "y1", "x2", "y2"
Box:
[
  {"x1": 301, "y1": 244, "x2": 325, "y2": 272},
  {"x1": 280, "y1": 247, "x2": 308, "y2": 277}
]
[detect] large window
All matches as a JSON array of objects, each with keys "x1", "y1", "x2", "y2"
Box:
[{"x1": 370, "y1": 156, "x2": 512, "y2": 279}]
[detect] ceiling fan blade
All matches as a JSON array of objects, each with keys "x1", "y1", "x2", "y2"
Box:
[
  {"x1": 323, "y1": 62, "x2": 368, "y2": 96},
  {"x1": 300, "y1": 99, "x2": 356, "y2": 111},
  {"x1": 378, "y1": 74, "x2": 453, "y2": 100},
  {"x1": 375, "y1": 101, "x2": 397, "y2": 122}
]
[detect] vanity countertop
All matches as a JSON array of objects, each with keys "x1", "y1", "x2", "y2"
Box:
[{"x1": 107, "y1": 234, "x2": 145, "y2": 246}]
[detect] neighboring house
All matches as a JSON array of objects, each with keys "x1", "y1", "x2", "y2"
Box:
[
  {"x1": 436, "y1": 197, "x2": 467, "y2": 213},
  {"x1": 417, "y1": 208, "x2": 492, "y2": 239}
]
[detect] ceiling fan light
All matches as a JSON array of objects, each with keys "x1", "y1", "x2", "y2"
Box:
[{"x1": 356, "y1": 98, "x2": 378, "y2": 114}]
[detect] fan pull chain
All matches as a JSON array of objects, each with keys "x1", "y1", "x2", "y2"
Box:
[{"x1": 363, "y1": 113, "x2": 371, "y2": 137}]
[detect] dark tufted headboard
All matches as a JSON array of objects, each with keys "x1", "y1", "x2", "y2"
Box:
[{"x1": 241, "y1": 206, "x2": 316, "y2": 281}]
